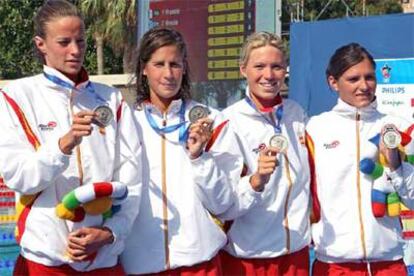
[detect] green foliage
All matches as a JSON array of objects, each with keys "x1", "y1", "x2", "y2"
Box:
[
  {"x1": 0, "y1": 0, "x2": 43, "y2": 79},
  {"x1": 0, "y1": 0, "x2": 123, "y2": 79},
  {"x1": 364, "y1": 0, "x2": 403, "y2": 15},
  {"x1": 83, "y1": 30, "x2": 123, "y2": 74},
  {"x1": 0, "y1": 0, "x2": 405, "y2": 79},
  {"x1": 282, "y1": 0, "x2": 403, "y2": 45},
  {"x1": 284, "y1": 0, "x2": 403, "y2": 22},
  {"x1": 79, "y1": 0, "x2": 137, "y2": 73}
]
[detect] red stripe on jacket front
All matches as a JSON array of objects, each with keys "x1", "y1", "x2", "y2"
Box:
[{"x1": 305, "y1": 131, "x2": 321, "y2": 223}]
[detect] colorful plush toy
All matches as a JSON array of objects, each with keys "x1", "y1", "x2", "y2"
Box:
[
  {"x1": 56, "y1": 182, "x2": 128, "y2": 225},
  {"x1": 360, "y1": 127, "x2": 414, "y2": 218},
  {"x1": 54, "y1": 182, "x2": 128, "y2": 267}
]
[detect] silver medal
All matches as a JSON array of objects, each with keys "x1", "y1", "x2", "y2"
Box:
[
  {"x1": 189, "y1": 105, "x2": 209, "y2": 123},
  {"x1": 93, "y1": 105, "x2": 113, "y2": 127},
  {"x1": 382, "y1": 124, "x2": 401, "y2": 149},
  {"x1": 269, "y1": 134, "x2": 288, "y2": 152}
]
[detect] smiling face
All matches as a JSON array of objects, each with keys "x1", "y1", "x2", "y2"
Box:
[
  {"x1": 241, "y1": 45, "x2": 286, "y2": 107},
  {"x1": 144, "y1": 45, "x2": 185, "y2": 111},
  {"x1": 328, "y1": 57, "x2": 376, "y2": 108},
  {"x1": 34, "y1": 16, "x2": 86, "y2": 82}
]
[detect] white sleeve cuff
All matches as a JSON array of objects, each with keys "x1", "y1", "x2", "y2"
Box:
[
  {"x1": 240, "y1": 174, "x2": 264, "y2": 201},
  {"x1": 40, "y1": 135, "x2": 71, "y2": 163}
]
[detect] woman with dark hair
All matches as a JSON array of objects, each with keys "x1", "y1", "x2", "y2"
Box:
[
  {"x1": 134, "y1": 28, "x2": 191, "y2": 106},
  {"x1": 121, "y1": 27, "x2": 241, "y2": 275},
  {"x1": 0, "y1": 0, "x2": 142, "y2": 274},
  {"x1": 306, "y1": 42, "x2": 414, "y2": 275}
]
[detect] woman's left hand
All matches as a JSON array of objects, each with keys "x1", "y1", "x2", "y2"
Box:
[
  {"x1": 66, "y1": 226, "x2": 114, "y2": 262},
  {"x1": 187, "y1": 118, "x2": 213, "y2": 160}
]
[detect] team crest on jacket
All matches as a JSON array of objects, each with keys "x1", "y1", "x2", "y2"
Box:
[
  {"x1": 323, "y1": 140, "x2": 340, "y2": 149},
  {"x1": 38, "y1": 121, "x2": 57, "y2": 131}
]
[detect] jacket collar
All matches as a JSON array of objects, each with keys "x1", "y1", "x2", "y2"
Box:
[
  {"x1": 241, "y1": 86, "x2": 283, "y2": 116},
  {"x1": 143, "y1": 98, "x2": 185, "y2": 118},
  {"x1": 43, "y1": 65, "x2": 90, "y2": 90},
  {"x1": 332, "y1": 97, "x2": 379, "y2": 120}
]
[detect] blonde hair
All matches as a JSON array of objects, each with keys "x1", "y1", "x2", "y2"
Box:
[{"x1": 239, "y1": 31, "x2": 286, "y2": 66}]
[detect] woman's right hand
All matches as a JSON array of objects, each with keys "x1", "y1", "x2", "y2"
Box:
[
  {"x1": 59, "y1": 110, "x2": 95, "y2": 154},
  {"x1": 250, "y1": 147, "x2": 279, "y2": 192},
  {"x1": 380, "y1": 124, "x2": 402, "y2": 171}
]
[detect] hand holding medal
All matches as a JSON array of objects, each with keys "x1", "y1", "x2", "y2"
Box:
[
  {"x1": 92, "y1": 105, "x2": 114, "y2": 135},
  {"x1": 250, "y1": 145, "x2": 279, "y2": 192},
  {"x1": 269, "y1": 134, "x2": 288, "y2": 153},
  {"x1": 380, "y1": 124, "x2": 402, "y2": 170},
  {"x1": 187, "y1": 105, "x2": 212, "y2": 159},
  {"x1": 382, "y1": 124, "x2": 401, "y2": 149},
  {"x1": 189, "y1": 105, "x2": 210, "y2": 125},
  {"x1": 59, "y1": 107, "x2": 114, "y2": 154},
  {"x1": 92, "y1": 105, "x2": 114, "y2": 128},
  {"x1": 59, "y1": 110, "x2": 96, "y2": 154}
]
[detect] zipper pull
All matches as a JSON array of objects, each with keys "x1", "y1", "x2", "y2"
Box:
[{"x1": 162, "y1": 112, "x2": 167, "y2": 127}]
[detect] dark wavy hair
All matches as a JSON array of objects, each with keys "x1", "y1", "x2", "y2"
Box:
[
  {"x1": 135, "y1": 27, "x2": 191, "y2": 105},
  {"x1": 326, "y1": 42, "x2": 376, "y2": 80}
]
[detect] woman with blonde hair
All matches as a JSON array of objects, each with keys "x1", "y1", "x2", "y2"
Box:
[{"x1": 220, "y1": 31, "x2": 311, "y2": 275}]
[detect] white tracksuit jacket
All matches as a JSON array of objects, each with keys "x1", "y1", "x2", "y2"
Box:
[
  {"x1": 0, "y1": 66, "x2": 142, "y2": 271},
  {"x1": 221, "y1": 89, "x2": 311, "y2": 258},
  {"x1": 121, "y1": 99, "x2": 249, "y2": 274},
  {"x1": 306, "y1": 98, "x2": 414, "y2": 263}
]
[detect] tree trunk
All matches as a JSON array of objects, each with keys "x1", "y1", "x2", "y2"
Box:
[
  {"x1": 122, "y1": 45, "x2": 135, "y2": 74},
  {"x1": 95, "y1": 34, "x2": 104, "y2": 75}
]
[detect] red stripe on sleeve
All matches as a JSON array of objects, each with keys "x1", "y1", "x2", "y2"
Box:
[
  {"x1": 205, "y1": 120, "x2": 229, "y2": 152},
  {"x1": 1, "y1": 90, "x2": 40, "y2": 149},
  {"x1": 16, "y1": 194, "x2": 40, "y2": 244},
  {"x1": 1, "y1": 90, "x2": 42, "y2": 244},
  {"x1": 116, "y1": 100, "x2": 124, "y2": 123}
]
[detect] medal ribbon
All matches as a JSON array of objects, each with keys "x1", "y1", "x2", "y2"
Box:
[
  {"x1": 144, "y1": 101, "x2": 189, "y2": 143},
  {"x1": 245, "y1": 96, "x2": 283, "y2": 134},
  {"x1": 43, "y1": 72, "x2": 106, "y2": 104}
]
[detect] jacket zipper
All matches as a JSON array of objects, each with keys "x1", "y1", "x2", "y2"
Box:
[
  {"x1": 270, "y1": 110, "x2": 292, "y2": 253},
  {"x1": 161, "y1": 114, "x2": 170, "y2": 269},
  {"x1": 355, "y1": 112, "x2": 367, "y2": 260},
  {"x1": 69, "y1": 93, "x2": 84, "y2": 186},
  {"x1": 283, "y1": 153, "x2": 293, "y2": 254}
]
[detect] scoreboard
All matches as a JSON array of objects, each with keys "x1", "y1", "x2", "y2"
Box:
[{"x1": 146, "y1": 0, "x2": 257, "y2": 81}]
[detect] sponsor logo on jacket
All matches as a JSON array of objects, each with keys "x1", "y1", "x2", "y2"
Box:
[
  {"x1": 38, "y1": 121, "x2": 57, "y2": 131},
  {"x1": 323, "y1": 140, "x2": 340, "y2": 149},
  {"x1": 253, "y1": 143, "x2": 266, "y2": 153}
]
